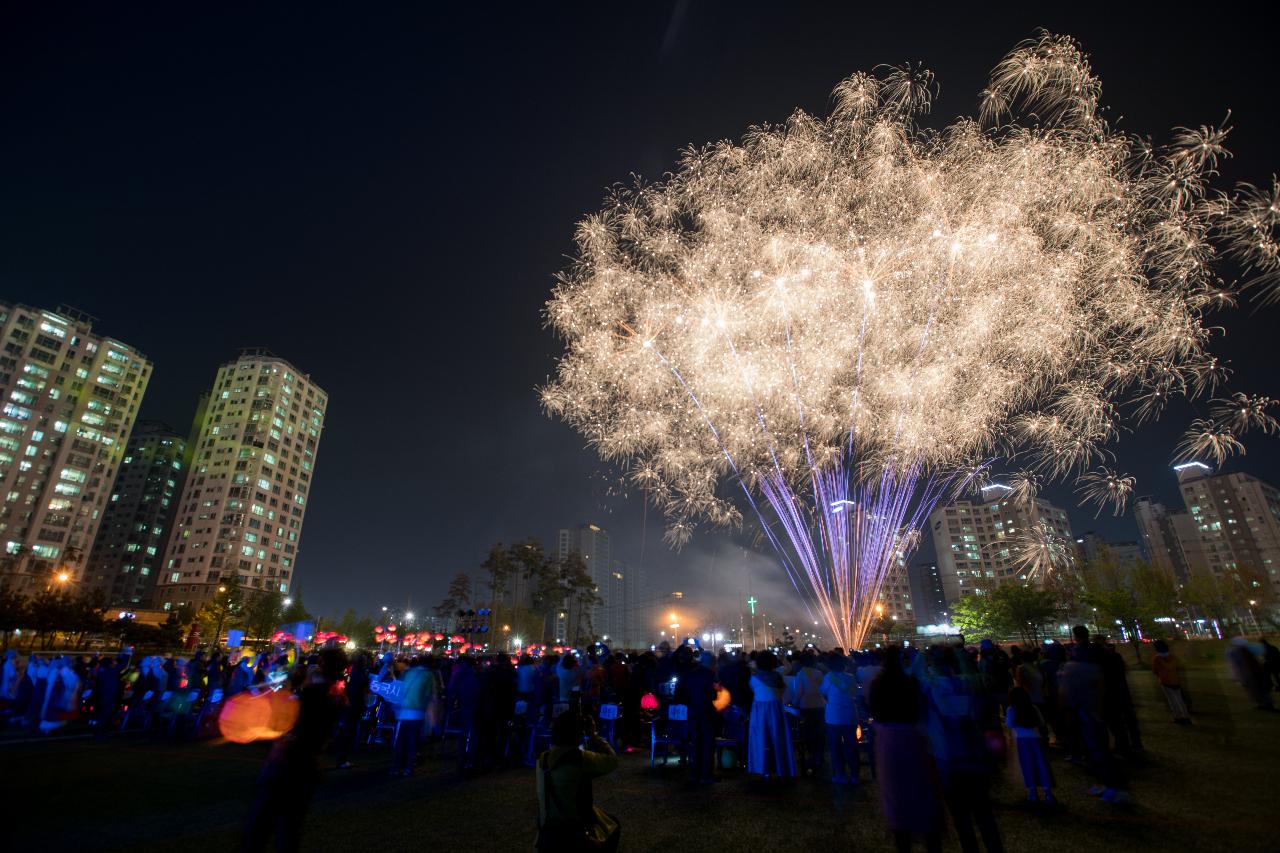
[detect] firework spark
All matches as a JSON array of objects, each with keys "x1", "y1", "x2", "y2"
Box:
[
  {"x1": 543, "y1": 33, "x2": 1277, "y2": 649},
  {"x1": 1013, "y1": 518, "x2": 1076, "y2": 581},
  {"x1": 1076, "y1": 467, "x2": 1136, "y2": 517}
]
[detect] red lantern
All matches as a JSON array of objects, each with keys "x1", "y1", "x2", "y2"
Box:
[{"x1": 640, "y1": 693, "x2": 660, "y2": 711}]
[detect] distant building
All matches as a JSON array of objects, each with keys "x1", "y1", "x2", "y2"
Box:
[
  {"x1": 928, "y1": 484, "x2": 1074, "y2": 603},
  {"x1": 1075, "y1": 531, "x2": 1143, "y2": 567},
  {"x1": 908, "y1": 560, "x2": 949, "y2": 626},
  {"x1": 153, "y1": 349, "x2": 327, "y2": 612},
  {"x1": 878, "y1": 556, "x2": 915, "y2": 625},
  {"x1": 1174, "y1": 462, "x2": 1280, "y2": 591},
  {"x1": 0, "y1": 303, "x2": 151, "y2": 592},
  {"x1": 555, "y1": 523, "x2": 612, "y2": 641},
  {"x1": 1134, "y1": 497, "x2": 1196, "y2": 582},
  {"x1": 84, "y1": 421, "x2": 187, "y2": 606}
]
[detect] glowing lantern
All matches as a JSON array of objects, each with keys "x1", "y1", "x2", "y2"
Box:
[
  {"x1": 218, "y1": 689, "x2": 300, "y2": 744},
  {"x1": 713, "y1": 687, "x2": 731, "y2": 712},
  {"x1": 640, "y1": 693, "x2": 660, "y2": 712}
]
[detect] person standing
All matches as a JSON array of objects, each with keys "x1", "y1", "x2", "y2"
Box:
[
  {"x1": 241, "y1": 648, "x2": 343, "y2": 853},
  {"x1": 1063, "y1": 626, "x2": 1129, "y2": 803},
  {"x1": 870, "y1": 646, "x2": 942, "y2": 853},
  {"x1": 820, "y1": 654, "x2": 860, "y2": 784},
  {"x1": 1100, "y1": 641, "x2": 1142, "y2": 756},
  {"x1": 918, "y1": 645, "x2": 1004, "y2": 853},
  {"x1": 1225, "y1": 637, "x2": 1273, "y2": 711},
  {"x1": 335, "y1": 653, "x2": 370, "y2": 768},
  {"x1": 1006, "y1": 686, "x2": 1055, "y2": 803},
  {"x1": 91, "y1": 657, "x2": 122, "y2": 736},
  {"x1": 677, "y1": 650, "x2": 719, "y2": 785},
  {"x1": 787, "y1": 649, "x2": 826, "y2": 776},
  {"x1": 747, "y1": 651, "x2": 796, "y2": 780},
  {"x1": 1150, "y1": 640, "x2": 1191, "y2": 724},
  {"x1": 1260, "y1": 638, "x2": 1280, "y2": 691},
  {"x1": 1, "y1": 650, "x2": 19, "y2": 706},
  {"x1": 390, "y1": 656, "x2": 432, "y2": 776}
]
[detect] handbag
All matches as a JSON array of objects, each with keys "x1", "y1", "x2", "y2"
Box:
[{"x1": 534, "y1": 749, "x2": 620, "y2": 852}]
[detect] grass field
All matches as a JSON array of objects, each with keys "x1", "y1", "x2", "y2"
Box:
[{"x1": 5, "y1": 645, "x2": 1279, "y2": 853}]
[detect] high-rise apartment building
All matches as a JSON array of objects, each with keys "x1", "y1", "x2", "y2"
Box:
[
  {"x1": 0, "y1": 303, "x2": 150, "y2": 592},
  {"x1": 622, "y1": 558, "x2": 646, "y2": 648},
  {"x1": 555, "y1": 523, "x2": 612, "y2": 640},
  {"x1": 84, "y1": 421, "x2": 187, "y2": 606},
  {"x1": 1134, "y1": 497, "x2": 1197, "y2": 582},
  {"x1": 600, "y1": 558, "x2": 647, "y2": 647},
  {"x1": 928, "y1": 484, "x2": 1074, "y2": 602},
  {"x1": 1075, "y1": 531, "x2": 1143, "y2": 567},
  {"x1": 879, "y1": 556, "x2": 915, "y2": 624},
  {"x1": 908, "y1": 561, "x2": 949, "y2": 626},
  {"x1": 1173, "y1": 462, "x2": 1280, "y2": 591},
  {"x1": 153, "y1": 349, "x2": 327, "y2": 611}
]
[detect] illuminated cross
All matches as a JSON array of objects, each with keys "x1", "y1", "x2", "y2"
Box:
[{"x1": 747, "y1": 596, "x2": 758, "y2": 615}]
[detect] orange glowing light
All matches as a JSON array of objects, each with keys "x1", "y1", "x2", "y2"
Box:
[{"x1": 218, "y1": 689, "x2": 299, "y2": 744}]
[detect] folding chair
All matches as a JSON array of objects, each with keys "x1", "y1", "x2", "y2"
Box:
[
  {"x1": 598, "y1": 703, "x2": 620, "y2": 748},
  {"x1": 714, "y1": 704, "x2": 747, "y2": 770},
  {"x1": 369, "y1": 697, "x2": 396, "y2": 745},
  {"x1": 650, "y1": 703, "x2": 689, "y2": 767}
]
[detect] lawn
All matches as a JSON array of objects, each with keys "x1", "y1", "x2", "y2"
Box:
[{"x1": 5, "y1": 646, "x2": 1279, "y2": 853}]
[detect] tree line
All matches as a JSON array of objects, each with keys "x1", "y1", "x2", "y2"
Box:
[
  {"x1": 947, "y1": 547, "x2": 1276, "y2": 657},
  {"x1": 430, "y1": 538, "x2": 602, "y2": 648}
]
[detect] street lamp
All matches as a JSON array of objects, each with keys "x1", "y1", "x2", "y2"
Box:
[{"x1": 56, "y1": 571, "x2": 70, "y2": 584}]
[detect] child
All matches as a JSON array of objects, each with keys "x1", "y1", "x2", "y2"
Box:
[
  {"x1": 1007, "y1": 686, "x2": 1055, "y2": 803},
  {"x1": 1151, "y1": 639, "x2": 1191, "y2": 724}
]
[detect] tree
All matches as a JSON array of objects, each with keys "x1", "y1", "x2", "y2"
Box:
[
  {"x1": 990, "y1": 583, "x2": 1059, "y2": 644},
  {"x1": 0, "y1": 586, "x2": 28, "y2": 650},
  {"x1": 281, "y1": 594, "x2": 311, "y2": 623},
  {"x1": 433, "y1": 597, "x2": 458, "y2": 626},
  {"x1": 447, "y1": 572, "x2": 473, "y2": 607},
  {"x1": 1080, "y1": 558, "x2": 1175, "y2": 661},
  {"x1": 68, "y1": 590, "x2": 108, "y2": 649},
  {"x1": 481, "y1": 542, "x2": 515, "y2": 624},
  {"x1": 156, "y1": 612, "x2": 186, "y2": 648},
  {"x1": 199, "y1": 574, "x2": 244, "y2": 647},
  {"x1": 557, "y1": 553, "x2": 601, "y2": 645},
  {"x1": 949, "y1": 592, "x2": 1005, "y2": 640},
  {"x1": 518, "y1": 540, "x2": 561, "y2": 644},
  {"x1": 27, "y1": 588, "x2": 77, "y2": 649},
  {"x1": 243, "y1": 589, "x2": 284, "y2": 645}
]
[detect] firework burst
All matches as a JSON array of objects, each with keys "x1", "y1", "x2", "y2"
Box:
[{"x1": 543, "y1": 33, "x2": 1277, "y2": 649}]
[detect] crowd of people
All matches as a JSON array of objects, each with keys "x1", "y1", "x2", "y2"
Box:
[{"x1": 2, "y1": 629, "x2": 1279, "y2": 852}]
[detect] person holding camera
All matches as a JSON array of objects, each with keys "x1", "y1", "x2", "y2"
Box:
[{"x1": 535, "y1": 710, "x2": 620, "y2": 852}]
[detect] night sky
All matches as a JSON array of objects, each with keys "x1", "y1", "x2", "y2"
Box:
[{"x1": 2, "y1": 4, "x2": 1276, "y2": 629}]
